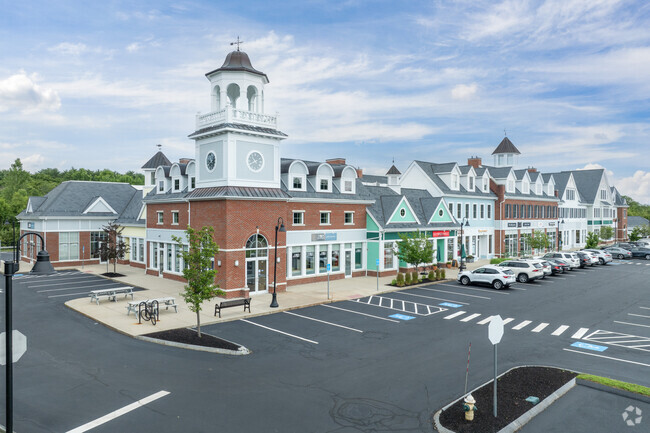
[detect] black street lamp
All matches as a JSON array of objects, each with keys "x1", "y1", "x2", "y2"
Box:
[
  {"x1": 459, "y1": 217, "x2": 470, "y2": 272},
  {"x1": 557, "y1": 219, "x2": 565, "y2": 251},
  {"x1": 270, "y1": 217, "x2": 286, "y2": 308}
]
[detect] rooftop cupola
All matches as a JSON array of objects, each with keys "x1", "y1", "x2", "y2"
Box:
[{"x1": 492, "y1": 136, "x2": 521, "y2": 167}]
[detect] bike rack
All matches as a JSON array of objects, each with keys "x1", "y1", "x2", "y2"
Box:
[{"x1": 138, "y1": 300, "x2": 159, "y2": 325}]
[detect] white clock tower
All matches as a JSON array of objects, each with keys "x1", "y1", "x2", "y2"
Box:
[{"x1": 189, "y1": 46, "x2": 287, "y2": 189}]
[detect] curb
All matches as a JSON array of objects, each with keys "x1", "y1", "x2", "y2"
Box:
[
  {"x1": 433, "y1": 365, "x2": 580, "y2": 433},
  {"x1": 576, "y1": 378, "x2": 650, "y2": 404},
  {"x1": 135, "y1": 334, "x2": 250, "y2": 356}
]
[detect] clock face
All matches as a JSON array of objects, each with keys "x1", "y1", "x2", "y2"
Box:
[
  {"x1": 206, "y1": 152, "x2": 216, "y2": 171},
  {"x1": 247, "y1": 151, "x2": 264, "y2": 172}
]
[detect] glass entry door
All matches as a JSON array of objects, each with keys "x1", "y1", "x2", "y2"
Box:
[
  {"x1": 246, "y1": 259, "x2": 267, "y2": 293},
  {"x1": 345, "y1": 250, "x2": 352, "y2": 277}
]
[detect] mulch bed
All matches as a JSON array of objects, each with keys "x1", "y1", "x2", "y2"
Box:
[
  {"x1": 101, "y1": 272, "x2": 126, "y2": 277},
  {"x1": 144, "y1": 327, "x2": 241, "y2": 351},
  {"x1": 438, "y1": 366, "x2": 577, "y2": 432}
]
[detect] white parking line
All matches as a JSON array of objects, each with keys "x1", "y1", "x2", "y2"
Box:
[
  {"x1": 444, "y1": 311, "x2": 466, "y2": 320},
  {"x1": 48, "y1": 292, "x2": 92, "y2": 298},
  {"x1": 640, "y1": 307, "x2": 650, "y2": 310},
  {"x1": 66, "y1": 390, "x2": 170, "y2": 433},
  {"x1": 512, "y1": 320, "x2": 532, "y2": 330},
  {"x1": 241, "y1": 319, "x2": 318, "y2": 344},
  {"x1": 628, "y1": 313, "x2": 650, "y2": 319},
  {"x1": 322, "y1": 304, "x2": 400, "y2": 323},
  {"x1": 531, "y1": 323, "x2": 549, "y2": 333},
  {"x1": 38, "y1": 282, "x2": 124, "y2": 293},
  {"x1": 614, "y1": 321, "x2": 650, "y2": 329},
  {"x1": 502, "y1": 318, "x2": 515, "y2": 325},
  {"x1": 283, "y1": 311, "x2": 363, "y2": 333},
  {"x1": 418, "y1": 287, "x2": 491, "y2": 299},
  {"x1": 551, "y1": 325, "x2": 570, "y2": 336},
  {"x1": 437, "y1": 283, "x2": 510, "y2": 295},
  {"x1": 563, "y1": 348, "x2": 650, "y2": 368},
  {"x1": 571, "y1": 328, "x2": 589, "y2": 339},
  {"x1": 460, "y1": 313, "x2": 481, "y2": 322},
  {"x1": 477, "y1": 316, "x2": 493, "y2": 325},
  {"x1": 28, "y1": 276, "x2": 98, "y2": 287},
  {"x1": 396, "y1": 291, "x2": 469, "y2": 305}
]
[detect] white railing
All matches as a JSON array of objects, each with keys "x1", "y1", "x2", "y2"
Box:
[{"x1": 196, "y1": 106, "x2": 277, "y2": 129}]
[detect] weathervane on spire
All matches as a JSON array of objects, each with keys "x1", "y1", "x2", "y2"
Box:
[
  {"x1": 157, "y1": 144, "x2": 162, "y2": 151},
  {"x1": 230, "y1": 36, "x2": 244, "y2": 51},
  {"x1": 504, "y1": 129, "x2": 507, "y2": 137}
]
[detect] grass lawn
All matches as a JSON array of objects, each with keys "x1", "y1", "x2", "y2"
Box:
[{"x1": 577, "y1": 374, "x2": 650, "y2": 396}]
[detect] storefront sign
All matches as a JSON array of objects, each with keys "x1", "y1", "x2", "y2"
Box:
[
  {"x1": 507, "y1": 223, "x2": 517, "y2": 228},
  {"x1": 478, "y1": 229, "x2": 488, "y2": 234},
  {"x1": 27, "y1": 222, "x2": 35, "y2": 229},
  {"x1": 522, "y1": 222, "x2": 531, "y2": 227},
  {"x1": 517, "y1": 222, "x2": 522, "y2": 227},
  {"x1": 548, "y1": 222, "x2": 556, "y2": 227},
  {"x1": 430, "y1": 230, "x2": 450, "y2": 237},
  {"x1": 311, "y1": 233, "x2": 338, "y2": 242}
]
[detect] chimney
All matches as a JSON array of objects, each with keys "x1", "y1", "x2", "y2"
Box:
[
  {"x1": 554, "y1": 190, "x2": 559, "y2": 197},
  {"x1": 527, "y1": 166, "x2": 537, "y2": 173},
  {"x1": 356, "y1": 168, "x2": 363, "y2": 178},
  {"x1": 326, "y1": 158, "x2": 346, "y2": 165},
  {"x1": 467, "y1": 156, "x2": 482, "y2": 169},
  {"x1": 179, "y1": 158, "x2": 193, "y2": 164}
]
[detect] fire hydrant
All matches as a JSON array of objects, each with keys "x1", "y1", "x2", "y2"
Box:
[{"x1": 463, "y1": 394, "x2": 477, "y2": 421}]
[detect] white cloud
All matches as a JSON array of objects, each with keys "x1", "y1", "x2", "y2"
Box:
[
  {"x1": 616, "y1": 170, "x2": 650, "y2": 205},
  {"x1": 126, "y1": 42, "x2": 142, "y2": 53},
  {"x1": 0, "y1": 73, "x2": 61, "y2": 113},
  {"x1": 21, "y1": 154, "x2": 46, "y2": 171},
  {"x1": 451, "y1": 83, "x2": 478, "y2": 100},
  {"x1": 49, "y1": 42, "x2": 88, "y2": 56}
]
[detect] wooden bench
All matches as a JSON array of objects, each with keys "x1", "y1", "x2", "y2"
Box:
[
  {"x1": 89, "y1": 287, "x2": 134, "y2": 305},
  {"x1": 127, "y1": 297, "x2": 178, "y2": 316},
  {"x1": 214, "y1": 298, "x2": 251, "y2": 318}
]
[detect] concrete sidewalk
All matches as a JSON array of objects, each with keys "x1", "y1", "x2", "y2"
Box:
[{"x1": 37, "y1": 259, "x2": 486, "y2": 337}]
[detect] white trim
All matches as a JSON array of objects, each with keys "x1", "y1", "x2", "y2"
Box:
[
  {"x1": 206, "y1": 151, "x2": 217, "y2": 172},
  {"x1": 344, "y1": 211, "x2": 355, "y2": 225},
  {"x1": 82, "y1": 197, "x2": 117, "y2": 215},
  {"x1": 246, "y1": 150, "x2": 265, "y2": 172},
  {"x1": 387, "y1": 196, "x2": 421, "y2": 225}
]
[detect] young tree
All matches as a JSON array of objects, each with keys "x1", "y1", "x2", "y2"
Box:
[
  {"x1": 600, "y1": 225, "x2": 614, "y2": 241},
  {"x1": 521, "y1": 230, "x2": 550, "y2": 255},
  {"x1": 585, "y1": 231, "x2": 600, "y2": 249},
  {"x1": 397, "y1": 230, "x2": 435, "y2": 274},
  {"x1": 98, "y1": 221, "x2": 129, "y2": 273},
  {"x1": 629, "y1": 227, "x2": 642, "y2": 242},
  {"x1": 173, "y1": 226, "x2": 225, "y2": 337}
]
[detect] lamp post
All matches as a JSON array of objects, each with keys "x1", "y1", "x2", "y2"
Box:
[
  {"x1": 270, "y1": 217, "x2": 285, "y2": 308},
  {"x1": 459, "y1": 217, "x2": 470, "y2": 272},
  {"x1": 557, "y1": 219, "x2": 565, "y2": 251}
]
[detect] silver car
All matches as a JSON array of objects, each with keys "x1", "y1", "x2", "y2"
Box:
[
  {"x1": 542, "y1": 252, "x2": 580, "y2": 269},
  {"x1": 605, "y1": 247, "x2": 633, "y2": 259},
  {"x1": 582, "y1": 249, "x2": 612, "y2": 264}
]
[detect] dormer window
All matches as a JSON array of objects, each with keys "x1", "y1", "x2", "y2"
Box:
[
  {"x1": 507, "y1": 180, "x2": 515, "y2": 193},
  {"x1": 536, "y1": 184, "x2": 542, "y2": 195},
  {"x1": 158, "y1": 180, "x2": 164, "y2": 193},
  {"x1": 523, "y1": 180, "x2": 529, "y2": 194},
  {"x1": 173, "y1": 179, "x2": 180, "y2": 191},
  {"x1": 566, "y1": 189, "x2": 575, "y2": 200},
  {"x1": 320, "y1": 178, "x2": 329, "y2": 191},
  {"x1": 600, "y1": 189, "x2": 607, "y2": 200},
  {"x1": 483, "y1": 176, "x2": 489, "y2": 192},
  {"x1": 468, "y1": 176, "x2": 474, "y2": 191},
  {"x1": 344, "y1": 180, "x2": 353, "y2": 192},
  {"x1": 293, "y1": 177, "x2": 303, "y2": 189},
  {"x1": 190, "y1": 177, "x2": 196, "y2": 190},
  {"x1": 451, "y1": 173, "x2": 459, "y2": 189},
  {"x1": 150, "y1": 172, "x2": 155, "y2": 185}
]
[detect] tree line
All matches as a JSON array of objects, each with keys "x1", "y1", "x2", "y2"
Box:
[{"x1": 0, "y1": 158, "x2": 144, "y2": 247}]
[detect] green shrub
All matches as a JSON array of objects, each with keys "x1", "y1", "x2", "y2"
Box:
[
  {"x1": 437, "y1": 269, "x2": 443, "y2": 280},
  {"x1": 411, "y1": 271, "x2": 419, "y2": 283},
  {"x1": 427, "y1": 271, "x2": 434, "y2": 280},
  {"x1": 490, "y1": 258, "x2": 508, "y2": 264},
  {"x1": 405, "y1": 272, "x2": 412, "y2": 285},
  {"x1": 441, "y1": 269, "x2": 446, "y2": 279},
  {"x1": 396, "y1": 273, "x2": 404, "y2": 284},
  {"x1": 391, "y1": 279, "x2": 397, "y2": 286}
]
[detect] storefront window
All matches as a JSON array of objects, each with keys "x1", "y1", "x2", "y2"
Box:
[
  {"x1": 384, "y1": 242, "x2": 394, "y2": 268},
  {"x1": 319, "y1": 246, "x2": 328, "y2": 273},
  {"x1": 447, "y1": 238, "x2": 454, "y2": 261},
  {"x1": 306, "y1": 246, "x2": 315, "y2": 274},
  {"x1": 152, "y1": 242, "x2": 158, "y2": 268},
  {"x1": 90, "y1": 231, "x2": 107, "y2": 259},
  {"x1": 292, "y1": 248, "x2": 302, "y2": 276},
  {"x1": 331, "y1": 244, "x2": 340, "y2": 272},
  {"x1": 139, "y1": 239, "x2": 144, "y2": 262},
  {"x1": 504, "y1": 234, "x2": 517, "y2": 257},
  {"x1": 59, "y1": 232, "x2": 79, "y2": 261},
  {"x1": 355, "y1": 243, "x2": 363, "y2": 269},
  {"x1": 166, "y1": 243, "x2": 173, "y2": 271},
  {"x1": 175, "y1": 245, "x2": 181, "y2": 272}
]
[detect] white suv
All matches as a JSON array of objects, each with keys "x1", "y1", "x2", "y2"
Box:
[
  {"x1": 497, "y1": 260, "x2": 544, "y2": 283},
  {"x1": 582, "y1": 249, "x2": 612, "y2": 264},
  {"x1": 457, "y1": 265, "x2": 515, "y2": 290}
]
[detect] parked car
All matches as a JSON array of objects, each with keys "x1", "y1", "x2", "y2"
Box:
[
  {"x1": 457, "y1": 265, "x2": 515, "y2": 290},
  {"x1": 577, "y1": 251, "x2": 599, "y2": 266},
  {"x1": 541, "y1": 252, "x2": 580, "y2": 269},
  {"x1": 520, "y1": 258, "x2": 551, "y2": 277},
  {"x1": 574, "y1": 252, "x2": 591, "y2": 268},
  {"x1": 605, "y1": 247, "x2": 633, "y2": 259},
  {"x1": 497, "y1": 260, "x2": 544, "y2": 283},
  {"x1": 548, "y1": 258, "x2": 570, "y2": 273},
  {"x1": 630, "y1": 247, "x2": 650, "y2": 260},
  {"x1": 582, "y1": 249, "x2": 612, "y2": 264},
  {"x1": 543, "y1": 260, "x2": 564, "y2": 275},
  {"x1": 608, "y1": 242, "x2": 634, "y2": 250}
]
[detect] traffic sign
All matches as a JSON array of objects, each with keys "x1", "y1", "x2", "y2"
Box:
[
  {"x1": 488, "y1": 315, "x2": 504, "y2": 345},
  {"x1": 0, "y1": 330, "x2": 27, "y2": 365},
  {"x1": 327, "y1": 263, "x2": 331, "y2": 272},
  {"x1": 376, "y1": 258, "x2": 380, "y2": 266}
]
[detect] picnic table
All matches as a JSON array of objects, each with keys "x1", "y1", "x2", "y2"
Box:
[
  {"x1": 89, "y1": 287, "x2": 134, "y2": 305},
  {"x1": 126, "y1": 297, "x2": 178, "y2": 317}
]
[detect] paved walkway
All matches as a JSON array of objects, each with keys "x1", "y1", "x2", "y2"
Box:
[{"x1": 8, "y1": 258, "x2": 487, "y2": 336}]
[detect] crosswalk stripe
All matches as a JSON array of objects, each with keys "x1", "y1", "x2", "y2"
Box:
[
  {"x1": 571, "y1": 328, "x2": 589, "y2": 339},
  {"x1": 502, "y1": 318, "x2": 515, "y2": 325},
  {"x1": 512, "y1": 320, "x2": 532, "y2": 330},
  {"x1": 461, "y1": 313, "x2": 481, "y2": 322},
  {"x1": 444, "y1": 311, "x2": 466, "y2": 320},
  {"x1": 551, "y1": 325, "x2": 570, "y2": 336},
  {"x1": 477, "y1": 316, "x2": 493, "y2": 325},
  {"x1": 531, "y1": 323, "x2": 549, "y2": 333}
]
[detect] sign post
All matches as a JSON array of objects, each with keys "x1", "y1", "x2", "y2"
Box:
[
  {"x1": 375, "y1": 258, "x2": 380, "y2": 291},
  {"x1": 327, "y1": 263, "x2": 331, "y2": 299},
  {"x1": 488, "y1": 315, "x2": 504, "y2": 418}
]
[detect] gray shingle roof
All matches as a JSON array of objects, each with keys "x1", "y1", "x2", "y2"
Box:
[
  {"x1": 483, "y1": 166, "x2": 512, "y2": 179},
  {"x1": 628, "y1": 216, "x2": 649, "y2": 227},
  {"x1": 492, "y1": 137, "x2": 521, "y2": 155},
  {"x1": 205, "y1": 50, "x2": 269, "y2": 81},
  {"x1": 386, "y1": 165, "x2": 401, "y2": 175},
  {"x1": 415, "y1": 161, "x2": 497, "y2": 199},
  {"x1": 548, "y1": 172, "x2": 571, "y2": 199},
  {"x1": 567, "y1": 169, "x2": 604, "y2": 204},
  {"x1": 187, "y1": 186, "x2": 290, "y2": 200},
  {"x1": 188, "y1": 123, "x2": 288, "y2": 139},
  {"x1": 141, "y1": 151, "x2": 171, "y2": 169},
  {"x1": 115, "y1": 190, "x2": 145, "y2": 225},
  {"x1": 361, "y1": 175, "x2": 388, "y2": 184},
  {"x1": 18, "y1": 181, "x2": 139, "y2": 218}
]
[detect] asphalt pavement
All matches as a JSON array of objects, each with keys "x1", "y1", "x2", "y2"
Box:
[{"x1": 0, "y1": 258, "x2": 648, "y2": 432}]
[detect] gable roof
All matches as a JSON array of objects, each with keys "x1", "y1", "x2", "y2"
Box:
[
  {"x1": 414, "y1": 161, "x2": 497, "y2": 199},
  {"x1": 491, "y1": 137, "x2": 521, "y2": 155},
  {"x1": 141, "y1": 151, "x2": 171, "y2": 169},
  {"x1": 628, "y1": 216, "x2": 649, "y2": 227},
  {"x1": 568, "y1": 169, "x2": 605, "y2": 204},
  {"x1": 386, "y1": 165, "x2": 401, "y2": 175}
]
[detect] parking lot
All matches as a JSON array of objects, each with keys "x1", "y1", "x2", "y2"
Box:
[{"x1": 1, "y1": 257, "x2": 648, "y2": 432}]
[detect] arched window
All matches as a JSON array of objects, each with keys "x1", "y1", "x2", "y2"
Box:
[
  {"x1": 247, "y1": 86, "x2": 258, "y2": 112},
  {"x1": 227, "y1": 83, "x2": 240, "y2": 108},
  {"x1": 245, "y1": 234, "x2": 268, "y2": 258},
  {"x1": 212, "y1": 85, "x2": 221, "y2": 111}
]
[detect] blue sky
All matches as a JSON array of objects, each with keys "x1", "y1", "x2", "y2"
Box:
[{"x1": 1, "y1": 0, "x2": 650, "y2": 202}]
